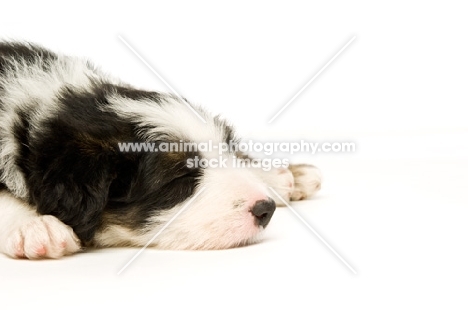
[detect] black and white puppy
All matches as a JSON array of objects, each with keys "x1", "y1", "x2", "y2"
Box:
[{"x1": 0, "y1": 42, "x2": 321, "y2": 259}]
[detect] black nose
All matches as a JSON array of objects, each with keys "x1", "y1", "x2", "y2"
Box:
[{"x1": 251, "y1": 199, "x2": 276, "y2": 227}]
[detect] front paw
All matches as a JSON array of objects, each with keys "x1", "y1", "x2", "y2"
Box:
[
  {"x1": 5, "y1": 215, "x2": 81, "y2": 259},
  {"x1": 289, "y1": 164, "x2": 322, "y2": 201}
]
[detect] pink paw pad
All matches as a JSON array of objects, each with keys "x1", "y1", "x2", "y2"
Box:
[{"x1": 35, "y1": 246, "x2": 47, "y2": 256}]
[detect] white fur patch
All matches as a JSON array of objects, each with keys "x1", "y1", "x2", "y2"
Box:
[{"x1": 106, "y1": 95, "x2": 228, "y2": 159}]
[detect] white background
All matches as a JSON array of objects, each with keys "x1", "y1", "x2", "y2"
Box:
[{"x1": 1, "y1": 1, "x2": 467, "y2": 309}]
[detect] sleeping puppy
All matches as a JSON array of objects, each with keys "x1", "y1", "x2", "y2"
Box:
[{"x1": 0, "y1": 42, "x2": 321, "y2": 259}]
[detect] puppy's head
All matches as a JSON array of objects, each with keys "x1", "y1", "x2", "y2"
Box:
[{"x1": 99, "y1": 94, "x2": 277, "y2": 249}]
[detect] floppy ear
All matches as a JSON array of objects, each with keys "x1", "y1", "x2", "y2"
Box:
[
  {"x1": 18, "y1": 85, "x2": 135, "y2": 243},
  {"x1": 27, "y1": 149, "x2": 116, "y2": 243}
]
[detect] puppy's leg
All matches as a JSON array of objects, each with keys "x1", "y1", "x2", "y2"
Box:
[
  {"x1": 254, "y1": 164, "x2": 322, "y2": 205},
  {"x1": 0, "y1": 190, "x2": 81, "y2": 259}
]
